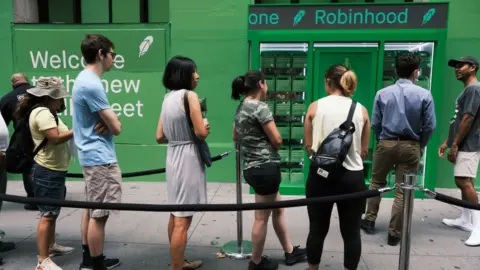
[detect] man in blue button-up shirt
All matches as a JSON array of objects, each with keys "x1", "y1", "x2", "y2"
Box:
[{"x1": 360, "y1": 52, "x2": 436, "y2": 246}]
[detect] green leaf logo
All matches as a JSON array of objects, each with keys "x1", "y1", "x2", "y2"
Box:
[
  {"x1": 422, "y1": 8, "x2": 436, "y2": 26},
  {"x1": 293, "y1": 10, "x2": 305, "y2": 26},
  {"x1": 344, "y1": 57, "x2": 352, "y2": 70},
  {"x1": 139, "y1": 36, "x2": 154, "y2": 58}
]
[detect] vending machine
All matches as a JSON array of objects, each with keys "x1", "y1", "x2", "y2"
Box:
[
  {"x1": 248, "y1": 2, "x2": 449, "y2": 198},
  {"x1": 260, "y1": 44, "x2": 310, "y2": 191}
]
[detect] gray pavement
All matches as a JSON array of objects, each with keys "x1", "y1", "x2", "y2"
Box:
[{"x1": 0, "y1": 181, "x2": 478, "y2": 270}]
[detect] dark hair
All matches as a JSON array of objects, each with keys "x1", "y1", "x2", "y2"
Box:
[
  {"x1": 324, "y1": 64, "x2": 357, "y2": 97},
  {"x1": 231, "y1": 70, "x2": 265, "y2": 100},
  {"x1": 14, "y1": 94, "x2": 50, "y2": 120},
  {"x1": 473, "y1": 65, "x2": 479, "y2": 73},
  {"x1": 467, "y1": 63, "x2": 479, "y2": 74},
  {"x1": 162, "y1": 56, "x2": 197, "y2": 90},
  {"x1": 81, "y1": 34, "x2": 115, "y2": 64},
  {"x1": 395, "y1": 52, "x2": 420, "y2": 78}
]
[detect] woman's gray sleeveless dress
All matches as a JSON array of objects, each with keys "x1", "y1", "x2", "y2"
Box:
[{"x1": 161, "y1": 90, "x2": 207, "y2": 217}]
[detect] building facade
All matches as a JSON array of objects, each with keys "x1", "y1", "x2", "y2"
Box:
[{"x1": 0, "y1": 0, "x2": 477, "y2": 190}]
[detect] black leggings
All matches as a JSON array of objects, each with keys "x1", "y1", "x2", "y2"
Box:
[{"x1": 306, "y1": 166, "x2": 366, "y2": 270}]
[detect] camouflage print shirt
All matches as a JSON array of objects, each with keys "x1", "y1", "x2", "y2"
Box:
[{"x1": 234, "y1": 99, "x2": 281, "y2": 170}]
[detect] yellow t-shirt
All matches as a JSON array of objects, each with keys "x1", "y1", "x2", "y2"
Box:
[{"x1": 29, "y1": 107, "x2": 71, "y2": 171}]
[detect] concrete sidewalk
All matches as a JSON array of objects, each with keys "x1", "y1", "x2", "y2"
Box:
[{"x1": 0, "y1": 181, "x2": 478, "y2": 270}]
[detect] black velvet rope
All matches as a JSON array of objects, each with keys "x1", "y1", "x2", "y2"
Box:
[
  {"x1": 430, "y1": 191, "x2": 480, "y2": 211},
  {"x1": 65, "y1": 151, "x2": 231, "y2": 178},
  {"x1": 0, "y1": 189, "x2": 381, "y2": 212}
]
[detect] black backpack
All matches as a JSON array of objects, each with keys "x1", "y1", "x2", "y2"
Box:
[
  {"x1": 310, "y1": 100, "x2": 357, "y2": 179},
  {"x1": 5, "y1": 105, "x2": 58, "y2": 174}
]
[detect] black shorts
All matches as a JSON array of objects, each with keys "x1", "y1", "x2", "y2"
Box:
[{"x1": 244, "y1": 162, "x2": 281, "y2": 196}]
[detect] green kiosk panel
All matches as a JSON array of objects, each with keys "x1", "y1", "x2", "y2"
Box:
[
  {"x1": 260, "y1": 43, "x2": 309, "y2": 192},
  {"x1": 381, "y1": 42, "x2": 435, "y2": 190},
  {"x1": 247, "y1": 2, "x2": 449, "y2": 198}
]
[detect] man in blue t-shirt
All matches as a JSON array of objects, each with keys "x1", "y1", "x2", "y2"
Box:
[{"x1": 72, "y1": 34, "x2": 122, "y2": 270}]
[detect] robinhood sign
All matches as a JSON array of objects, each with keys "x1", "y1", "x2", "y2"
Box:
[
  {"x1": 248, "y1": 3, "x2": 448, "y2": 30},
  {"x1": 12, "y1": 25, "x2": 167, "y2": 145}
]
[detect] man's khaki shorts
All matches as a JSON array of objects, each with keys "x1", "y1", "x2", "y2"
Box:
[
  {"x1": 83, "y1": 163, "x2": 122, "y2": 218},
  {"x1": 454, "y1": 151, "x2": 480, "y2": 178}
]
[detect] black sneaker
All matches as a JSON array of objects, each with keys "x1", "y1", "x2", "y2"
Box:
[
  {"x1": 360, "y1": 218, "x2": 375, "y2": 235},
  {"x1": 79, "y1": 257, "x2": 121, "y2": 270},
  {"x1": 284, "y1": 245, "x2": 307, "y2": 266},
  {"x1": 24, "y1": 204, "x2": 38, "y2": 211},
  {"x1": 387, "y1": 234, "x2": 401, "y2": 246},
  {"x1": 248, "y1": 256, "x2": 278, "y2": 270},
  {"x1": 0, "y1": 241, "x2": 15, "y2": 253}
]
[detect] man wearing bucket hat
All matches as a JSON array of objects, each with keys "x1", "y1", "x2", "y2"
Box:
[
  {"x1": 439, "y1": 56, "x2": 480, "y2": 246},
  {"x1": 14, "y1": 76, "x2": 75, "y2": 269}
]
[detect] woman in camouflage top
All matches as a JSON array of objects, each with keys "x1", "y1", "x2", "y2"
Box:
[{"x1": 231, "y1": 70, "x2": 306, "y2": 270}]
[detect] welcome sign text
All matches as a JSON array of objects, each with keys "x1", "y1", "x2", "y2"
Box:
[{"x1": 28, "y1": 50, "x2": 144, "y2": 118}]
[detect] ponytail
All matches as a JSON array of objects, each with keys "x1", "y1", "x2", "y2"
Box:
[
  {"x1": 231, "y1": 70, "x2": 266, "y2": 100},
  {"x1": 339, "y1": 70, "x2": 358, "y2": 97},
  {"x1": 231, "y1": 76, "x2": 247, "y2": 100},
  {"x1": 325, "y1": 64, "x2": 356, "y2": 97}
]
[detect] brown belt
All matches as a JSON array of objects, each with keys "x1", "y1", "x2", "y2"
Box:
[{"x1": 384, "y1": 136, "x2": 418, "y2": 141}]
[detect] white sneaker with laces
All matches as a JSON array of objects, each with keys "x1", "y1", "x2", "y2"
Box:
[
  {"x1": 36, "y1": 256, "x2": 63, "y2": 270},
  {"x1": 465, "y1": 210, "x2": 480, "y2": 246},
  {"x1": 49, "y1": 243, "x2": 75, "y2": 257},
  {"x1": 442, "y1": 207, "x2": 473, "y2": 232}
]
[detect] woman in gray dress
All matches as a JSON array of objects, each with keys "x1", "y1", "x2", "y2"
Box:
[{"x1": 156, "y1": 56, "x2": 209, "y2": 270}]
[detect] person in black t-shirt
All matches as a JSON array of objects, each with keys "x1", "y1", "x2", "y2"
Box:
[
  {"x1": 0, "y1": 73, "x2": 38, "y2": 211},
  {"x1": 439, "y1": 56, "x2": 480, "y2": 246}
]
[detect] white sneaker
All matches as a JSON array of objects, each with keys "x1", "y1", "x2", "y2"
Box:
[
  {"x1": 442, "y1": 207, "x2": 472, "y2": 232},
  {"x1": 442, "y1": 218, "x2": 473, "y2": 232},
  {"x1": 465, "y1": 210, "x2": 480, "y2": 247},
  {"x1": 49, "y1": 243, "x2": 75, "y2": 257},
  {"x1": 36, "y1": 257, "x2": 63, "y2": 270}
]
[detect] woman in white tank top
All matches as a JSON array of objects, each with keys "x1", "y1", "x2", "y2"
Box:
[{"x1": 303, "y1": 64, "x2": 371, "y2": 270}]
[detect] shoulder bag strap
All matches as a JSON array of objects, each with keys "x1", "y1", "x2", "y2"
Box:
[
  {"x1": 183, "y1": 90, "x2": 194, "y2": 129},
  {"x1": 33, "y1": 138, "x2": 48, "y2": 157},
  {"x1": 340, "y1": 100, "x2": 357, "y2": 132}
]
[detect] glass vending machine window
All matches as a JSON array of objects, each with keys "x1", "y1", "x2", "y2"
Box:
[
  {"x1": 260, "y1": 43, "x2": 309, "y2": 186},
  {"x1": 383, "y1": 42, "x2": 435, "y2": 186}
]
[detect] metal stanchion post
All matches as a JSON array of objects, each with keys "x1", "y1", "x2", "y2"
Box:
[
  {"x1": 398, "y1": 173, "x2": 416, "y2": 270},
  {"x1": 221, "y1": 143, "x2": 252, "y2": 259}
]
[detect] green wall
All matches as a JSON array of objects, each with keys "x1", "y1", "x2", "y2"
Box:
[
  {"x1": 429, "y1": 0, "x2": 480, "y2": 188},
  {"x1": 166, "y1": 0, "x2": 480, "y2": 188},
  {"x1": 81, "y1": 0, "x2": 109, "y2": 23},
  {"x1": 0, "y1": 0, "x2": 13, "y2": 94},
  {"x1": 112, "y1": 0, "x2": 140, "y2": 23},
  {"x1": 2, "y1": 0, "x2": 480, "y2": 187},
  {"x1": 4, "y1": 0, "x2": 245, "y2": 183},
  {"x1": 11, "y1": 24, "x2": 171, "y2": 182},
  {"x1": 169, "y1": 0, "x2": 252, "y2": 181}
]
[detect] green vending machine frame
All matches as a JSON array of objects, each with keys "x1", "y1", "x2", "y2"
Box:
[{"x1": 247, "y1": 2, "x2": 449, "y2": 198}]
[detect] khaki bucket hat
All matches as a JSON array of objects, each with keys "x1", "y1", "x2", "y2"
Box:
[{"x1": 27, "y1": 76, "x2": 69, "y2": 99}]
